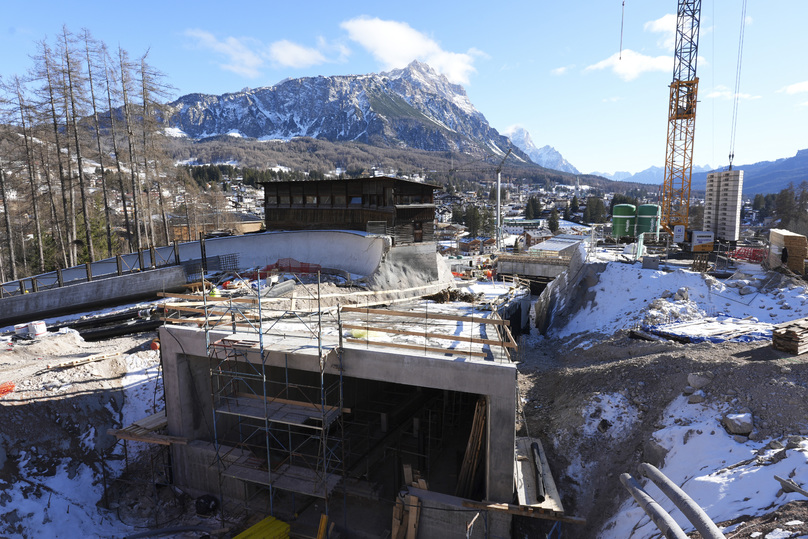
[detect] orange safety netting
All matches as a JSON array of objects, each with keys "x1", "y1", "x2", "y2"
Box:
[
  {"x1": 0, "y1": 382, "x2": 15, "y2": 398},
  {"x1": 244, "y1": 258, "x2": 323, "y2": 279},
  {"x1": 729, "y1": 247, "x2": 766, "y2": 263}
]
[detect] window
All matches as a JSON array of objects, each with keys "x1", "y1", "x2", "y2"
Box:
[
  {"x1": 278, "y1": 186, "x2": 290, "y2": 205},
  {"x1": 305, "y1": 195, "x2": 317, "y2": 205}
]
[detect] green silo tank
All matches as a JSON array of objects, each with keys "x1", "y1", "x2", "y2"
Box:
[
  {"x1": 612, "y1": 204, "x2": 636, "y2": 238},
  {"x1": 636, "y1": 204, "x2": 661, "y2": 236}
]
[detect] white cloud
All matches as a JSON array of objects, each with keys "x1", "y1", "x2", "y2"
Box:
[
  {"x1": 779, "y1": 81, "x2": 808, "y2": 95},
  {"x1": 184, "y1": 29, "x2": 264, "y2": 78},
  {"x1": 644, "y1": 13, "x2": 677, "y2": 51},
  {"x1": 705, "y1": 85, "x2": 761, "y2": 100},
  {"x1": 602, "y1": 96, "x2": 622, "y2": 103},
  {"x1": 340, "y1": 17, "x2": 481, "y2": 85},
  {"x1": 185, "y1": 29, "x2": 345, "y2": 77},
  {"x1": 585, "y1": 49, "x2": 670, "y2": 81},
  {"x1": 269, "y1": 40, "x2": 326, "y2": 68},
  {"x1": 552, "y1": 65, "x2": 574, "y2": 76}
]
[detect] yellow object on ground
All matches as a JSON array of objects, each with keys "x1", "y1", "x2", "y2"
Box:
[{"x1": 233, "y1": 515, "x2": 290, "y2": 539}]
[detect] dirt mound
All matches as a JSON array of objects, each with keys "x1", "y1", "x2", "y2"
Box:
[{"x1": 516, "y1": 332, "x2": 808, "y2": 538}]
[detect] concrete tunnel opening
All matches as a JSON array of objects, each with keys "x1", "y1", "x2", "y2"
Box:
[{"x1": 192, "y1": 356, "x2": 488, "y2": 504}]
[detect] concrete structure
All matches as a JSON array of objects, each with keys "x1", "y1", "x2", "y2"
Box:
[
  {"x1": 703, "y1": 169, "x2": 744, "y2": 241},
  {"x1": 159, "y1": 298, "x2": 519, "y2": 536},
  {"x1": 0, "y1": 230, "x2": 453, "y2": 327},
  {"x1": 0, "y1": 266, "x2": 188, "y2": 328},
  {"x1": 496, "y1": 253, "x2": 572, "y2": 283}
]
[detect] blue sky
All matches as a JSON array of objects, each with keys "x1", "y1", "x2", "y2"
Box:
[{"x1": 3, "y1": 0, "x2": 807, "y2": 175}]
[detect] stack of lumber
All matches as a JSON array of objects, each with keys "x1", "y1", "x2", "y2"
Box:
[
  {"x1": 455, "y1": 397, "x2": 486, "y2": 498},
  {"x1": 391, "y1": 466, "x2": 427, "y2": 539},
  {"x1": 772, "y1": 317, "x2": 808, "y2": 355},
  {"x1": 769, "y1": 229, "x2": 808, "y2": 274}
]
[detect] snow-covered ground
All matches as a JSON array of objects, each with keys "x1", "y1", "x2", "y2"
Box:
[
  {"x1": 1, "y1": 337, "x2": 162, "y2": 538},
  {"x1": 599, "y1": 395, "x2": 808, "y2": 538},
  {"x1": 541, "y1": 253, "x2": 808, "y2": 538},
  {"x1": 552, "y1": 256, "x2": 808, "y2": 344}
]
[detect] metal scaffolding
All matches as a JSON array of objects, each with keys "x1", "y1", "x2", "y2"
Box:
[{"x1": 195, "y1": 272, "x2": 346, "y2": 520}]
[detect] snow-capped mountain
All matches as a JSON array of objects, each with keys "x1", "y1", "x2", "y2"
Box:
[
  {"x1": 165, "y1": 61, "x2": 524, "y2": 159},
  {"x1": 504, "y1": 126, "x2": 579, "y2": 174},
  {"x1": 590, "y1": 164, "x2": 713, "y2": 184},
  {"x1": 589, "y1": 170, "x2": 633, "y2": 182}
]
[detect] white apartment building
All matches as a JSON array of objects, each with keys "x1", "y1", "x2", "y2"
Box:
[{"x1": 703, "y1": 169, "x2": 744, "y2": 242}]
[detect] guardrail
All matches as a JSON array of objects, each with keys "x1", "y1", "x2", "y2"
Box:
[{"x1": 0, "y1": 244, "x2": 180, "y2": 299}]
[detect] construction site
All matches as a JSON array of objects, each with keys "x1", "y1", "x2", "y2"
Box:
[{"x1": 1, "y1": 2, "x2": 808, "y2": 537}]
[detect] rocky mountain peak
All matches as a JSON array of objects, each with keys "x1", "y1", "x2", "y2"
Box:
[{"x1": 165, "y1": 61, "x2": 515, "y2": 159}]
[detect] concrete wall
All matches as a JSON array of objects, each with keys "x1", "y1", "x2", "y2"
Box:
[
  {"x1": 532, "y1": 245, "x2": 605, "y2": 335},
  {"x1": 2, "y1": 230, "x2": 389, "y2": 295},
  {"x1": 160, "y1": 324, "x2": 517, "y2": 505},
  {"x1": 0, "y1": 266, "x2": 188, "y2": 327},
  {"x1": 0, "y1": 231, "x2": 453, "y2": 327},
  {"x1": 497, "y1": 256, "x2": 570, "y2": 280},
  {"x1": 406, "y1": 487, "x2": 511, "y2": 539},
  {"x1": 181, "y1": 230, "x2": 390, "y2": 277}
]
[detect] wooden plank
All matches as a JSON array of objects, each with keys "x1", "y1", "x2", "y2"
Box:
[
  {"x1": 316, "y1": 514, "x2": 328, "y2": 539},
  {"x1": 235, "y1": 392, "x2": 350, "y2": 414},
  {"x1": 406, "y1": 495, "x2": 420, "y2": 539},
  {"x1": 403, "y1": 464, "x2": 413, "y2": 485},
  {"x1": 106, "y1": 428, "x2": 187, "y2": 446},
  {"x1": 344, "y1": 337, "x2": 488, "y2": 358},
  {"x1": 460, "y1": 500, "x2": 586, "y2": 525},
  {"x1": 159, "y1": 292, "x2": 253, "y2": 303},
  {"x1": 342, "y1": 323, "x2": 514, "y2": 349},
  {"x1": 774, "y1": 475, "x2": 808, "y2": 498},
  {"x1": 162, "y1": 304, "x2": 262, "y2": 319},
  {"x1": 47, "y1": 352, "x2": 121, "y2": 370},
  {"x1": 341, "y1": 306, "x2": 509, "y2": 326},
  {"x1": 215, "y1": 396, "x2": 340, "y2": 430},
  {"x1": 134, "y1": 410, "x2": 168, "y2": 431}
]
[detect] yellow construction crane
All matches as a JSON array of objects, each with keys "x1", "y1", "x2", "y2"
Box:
[{"x1": 660, "y1": 0, "x2": 702, "y2": 240}]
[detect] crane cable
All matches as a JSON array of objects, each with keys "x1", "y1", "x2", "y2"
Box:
[
  {"x1": 728, "y1": 0, "x2": 748, "y2": 170},
  {"x1": 619, "y1": 1, "x2": 626, "y2": 60}
]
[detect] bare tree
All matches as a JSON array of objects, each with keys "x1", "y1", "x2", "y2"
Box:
[
  {"x1": 101, "y1": 45, "x2": 133, "y2": 252},
  {"x1": 0, "y1": 158, "x2": 16, "y2": 281},
  {"x1": 83, "y1": 29, "x2": 113, "y2": 257},
  {"x1": 119, "y1": 46, "x2": 143, "y2": 250},
  {"x1": 139, "y1": 52, "x2": 174, "y2": 246},
  {"x1": 61, "y1": 26, "x2": 94, "y2": 262},
  {"x1": 13, "y1": 76, "x2": 45, "y2": 272},
  {"x1": 35, "y1": 40, "x2": 76, "y2": 266}
]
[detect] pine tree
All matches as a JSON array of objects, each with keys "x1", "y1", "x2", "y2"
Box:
[{"x1": 549, "y1": 209, "x2": 560, "y2": 233}]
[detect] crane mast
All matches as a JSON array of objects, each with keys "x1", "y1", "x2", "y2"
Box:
[{"x1": 661, "y1": 0, "x2": 702, "y2": 236}]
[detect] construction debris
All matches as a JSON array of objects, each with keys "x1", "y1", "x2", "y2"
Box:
[
  {"x1": 772, "y1": 317, "x2": 808, "y2": 354},
  {"x1": 769, "y1": 228, "x2": 808, "y2": 275}
]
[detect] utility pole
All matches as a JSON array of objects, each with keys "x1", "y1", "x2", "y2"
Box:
[{"x1": 495, "y1": 149, "x2": 512, "y2": 252}]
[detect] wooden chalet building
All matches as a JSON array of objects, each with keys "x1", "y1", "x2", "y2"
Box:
[{"x1": 260, "y1": 176, "x2": 441, "y2": 244}]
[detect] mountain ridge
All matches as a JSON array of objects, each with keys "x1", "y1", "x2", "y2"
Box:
[{"x1": 165, "y1": 60, "x2": 530, "y2": 162}]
